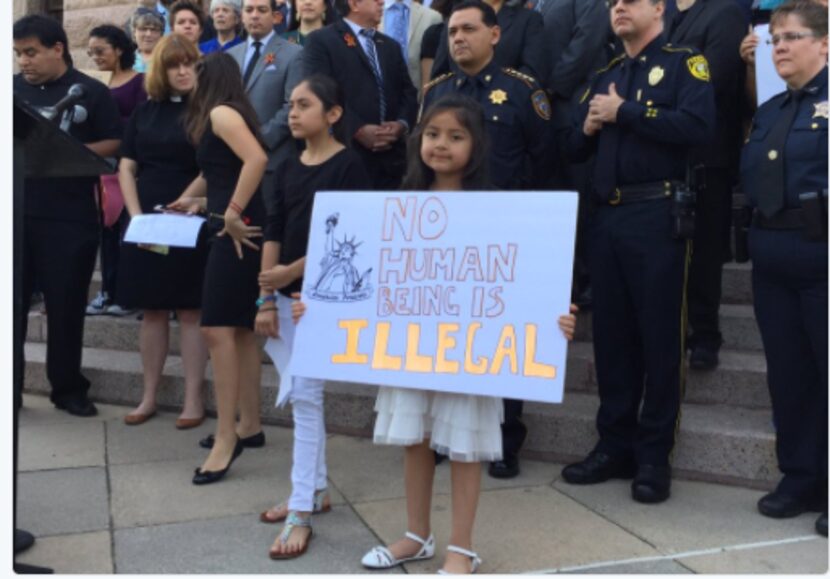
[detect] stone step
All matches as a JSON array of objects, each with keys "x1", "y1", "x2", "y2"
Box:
[
  {"x1": 22, "y1": 343, "x2": 777, "y2": 489},
  {"x1": 26, "y1": 314, "x2": 771, "y2": 409},
  {"x1": 721, "y1": 261, "x2": 752, "y2": 305},
  {"x1": 574, "y1": 303, "x2": 762, "y2": 352}
]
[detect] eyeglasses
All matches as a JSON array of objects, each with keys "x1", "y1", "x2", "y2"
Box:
[
  {"x1": 767, "y1": 31, "x2": 818, "y2": 46},
  {"x1": 606, "y1": 0, "x2": 642, "y2": 8},
  {"x1": 86, "y1": 47, "x2": 111, "y2": 57}
]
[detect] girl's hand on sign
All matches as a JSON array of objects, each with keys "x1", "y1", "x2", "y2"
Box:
[
  {"x1": 558, "y1": 304, "x2": 579, "y2": 341},
  {"x1": 291, "y1": 292, "x2": 306, "y2": 325}
]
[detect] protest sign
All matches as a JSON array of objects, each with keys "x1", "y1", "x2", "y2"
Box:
[{"x1": 289, "y1": 191, "x2": 578, "y2": 404}]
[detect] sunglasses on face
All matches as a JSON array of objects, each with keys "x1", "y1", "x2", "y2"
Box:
[{"x1": 606, "y1": 0, "x2": 643, "y2": 8}]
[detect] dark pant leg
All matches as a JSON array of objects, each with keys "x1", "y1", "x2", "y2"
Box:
[
  {"x1": 16, "y1": 223, "x2": 37, "y2": 407},
  {"x1": 750, "y1": 227, "x2": 828, "y2": 498},
  {"x1": 31, "y1": 219, "x2": 99, "y2": 404},
  {"x1": 617, "y1": 201, "x2": 688, "y2": 466},
  {"x1": 590, "y1": 205, "x2": 645, "y2": 459},
  {"x1": 501, "y1": 399, "x2": 526, "y2": 457},
  {"x1": 99, "y1": 209, "x2": 126, "y2": 300},
  {"x1": 687, "y1": 167, "x2": 732, "y2": 348}
]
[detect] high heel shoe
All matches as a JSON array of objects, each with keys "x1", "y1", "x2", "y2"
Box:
[{"x1": 192, "y1": 438, "x2": 244, "y2": 485}]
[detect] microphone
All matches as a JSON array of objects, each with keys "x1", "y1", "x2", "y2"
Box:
[{"x1": 40, "y1": 84, "x2": 86, "y2": 121}]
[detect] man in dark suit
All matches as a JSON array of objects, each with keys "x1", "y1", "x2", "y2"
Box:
[
  {"x1": 304, "y1": 0, "x2": 418, "y2": 189},
  {"x1": 668, "y1": 0, "x2": 746, "y2": 370},
  {"x1": 428, "y1": 0, "x2": 546, "y2": 82}
]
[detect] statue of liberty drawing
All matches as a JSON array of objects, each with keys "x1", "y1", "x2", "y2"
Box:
[{"x1": 308, "y1": 213, "x2": 373, "y2": 302}]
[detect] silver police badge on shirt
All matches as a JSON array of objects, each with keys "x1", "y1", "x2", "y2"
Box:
[
  {"x1": 813, "y1": 101, "x2": 828, "y2": 119},
  {"x1": 648, "y1": 66, "x2": 665, "y2": 86}
]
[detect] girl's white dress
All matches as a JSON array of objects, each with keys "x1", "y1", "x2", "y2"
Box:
[{"x1": 373, "y1": 387, "x2": 504, "y2": 463}]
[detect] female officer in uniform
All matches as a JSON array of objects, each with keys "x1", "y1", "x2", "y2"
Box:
[{"x1": 740, "y1": 0, "x2": 827, "y2": 536}]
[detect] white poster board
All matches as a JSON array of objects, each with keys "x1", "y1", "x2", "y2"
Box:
[
  {"x1": 755, "y1": 24, "x2": 787, "y2": 106},
  {"x1": 289, "y1": 191, "x2": 578, "y2": 404}
]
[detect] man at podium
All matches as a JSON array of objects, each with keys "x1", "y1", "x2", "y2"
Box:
[{"x1": 13, "y1": 15, "x2": 122, "y2": 417}]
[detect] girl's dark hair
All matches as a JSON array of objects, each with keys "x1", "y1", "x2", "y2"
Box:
[
  {"x1": 295, "y1": 74, "x2": 347, "y2": 144},
  {"x1": 89, "y1": 24, "x2": 137, "y2": 70},
  {"x1": 401, "y1": 94, "x2": 490, "y2": 191},
  {"x1": 288, "y1": 0, "x2": 332, "y2": 31},
  {"x1": 185, "y1": 51, "x2": 263, "y2": 145}
]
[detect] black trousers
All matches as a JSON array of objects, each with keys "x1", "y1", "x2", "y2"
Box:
[
  {"x1": 687, "y1": 167, "x2": 733, "y2": 349},
  {"x1": 17, "y1": 217, "x2": 99, "y2": 405},
  {"x1": 749, "y1": 226, "x2": 828, "y2": 500},
  {"x1": 501, "y1": 398, "x2": 527, "y2": 457},
  {"x1": 589, "y1": 199, "x2": 689, "y2": 466},
  {"x1": 356, "y1": 146, "x2": 406, "y2": 191},
  {"x1": 99, "y1": 209, "x2": 128, "y2": 302}
]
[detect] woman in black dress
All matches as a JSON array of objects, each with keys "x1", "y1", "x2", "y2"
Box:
[
  {"x1": 170, "y1": 52, "x2": 268, "y2": 484},
  {"x1": 117, "y1": 34, "x2": 209, "y2": 428}
]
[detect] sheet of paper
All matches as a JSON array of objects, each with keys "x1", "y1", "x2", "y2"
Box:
[
  {"x1": 264, "y1": 337, "x2": 294, "y2": 407},
  {"x1": 755, "y1": 24, "x2": 787, "y2": 106},
  {"x1": 123, "y1": 213, "x2": 206, "y2": 248}
]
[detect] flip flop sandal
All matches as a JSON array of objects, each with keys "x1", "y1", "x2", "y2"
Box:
[
  {"x1": 260, "y1": 488, "x2": 331, "y2": 523},
  {"x1": 269, "y1": 512, "x2": 313, "y2": 560}
]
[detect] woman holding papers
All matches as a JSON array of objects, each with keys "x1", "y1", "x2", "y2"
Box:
[
  {"x1": 117, "y1": 34, "x2": 209, "y2": 428},
  {"x1": 171, "y1": 52, "x2": 267, "y2": 485},
  {"x1": 255, "y1": 75, "x2": 371, "y2": 560}
]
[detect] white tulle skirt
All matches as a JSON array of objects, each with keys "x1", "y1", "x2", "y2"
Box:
[{"x1": 373, "y1": 387, "x2": 504, "y2": 463}]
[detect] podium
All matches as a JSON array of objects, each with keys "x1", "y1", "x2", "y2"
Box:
[{"x1": 13, "y1": 95, "x2": 114, "y2": 573}]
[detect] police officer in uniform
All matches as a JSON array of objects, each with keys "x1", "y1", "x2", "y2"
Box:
[
  {"x1": 739, "y1": 0, "x2": 827, "y2": 536},
  {"x1": 14, "y1": 15, "x2": 122, "y2": 416},
  {"x1": 559, "y1": 0, "x2": 715, "y2": 503},
  {"x1": 422, "y1": 0, "x2": 551, "y2": 478}
]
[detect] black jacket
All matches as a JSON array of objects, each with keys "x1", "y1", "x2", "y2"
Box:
[
  {"x1": 668, "y1": 0, "x2": 747, "y2": 169},
  {"x1": 428, "y1": 4, "x2": 546, "y2": 83}
]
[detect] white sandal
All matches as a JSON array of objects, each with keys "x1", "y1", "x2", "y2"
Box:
[
  {"x1": 437, "y1": 545, "x2": 482, "y2": 575},
  {"x1": 361, "y1": 531, "x2": 435, "y2": 569}
]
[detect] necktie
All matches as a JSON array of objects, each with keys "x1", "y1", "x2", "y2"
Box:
[
  {"x1": 593, "y1": 60, "x2": 633, "y2": 201},
  {"x1": 243, "y1": 41, "x2": 262, "y2": 87},
  {"x1": 360, "y1": 29, "x2": 387, "y2": 121},
  {"x1": 389, "y1": 3, "x2": 408, "y2": 62},
  {"x1": 756, "y1": 90, "x2": 803, "y2": 218}
]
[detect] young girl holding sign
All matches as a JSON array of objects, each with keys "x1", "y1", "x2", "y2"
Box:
[
  {"x1": 255, "y1": 75, "x2": 372, "y2": 560},
  {"x1": 358, "y1": 95, "x2": 577, "y2": 574}
]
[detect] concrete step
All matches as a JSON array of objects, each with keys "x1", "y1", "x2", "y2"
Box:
[
  {"x1": 22, "y1": 343, "x2": 777, "y2": 489},
  {"x1": 26, "y1": 313, "x2": 771, "y2": 409},
  {"x1": 574, "y1": 303, "x2": 762, "y2": 352},
  {"x1": 721, "y1": 261, "x2": 752, "y2": 305}
]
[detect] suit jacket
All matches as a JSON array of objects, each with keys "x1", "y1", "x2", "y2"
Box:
[
  {"x1": 539, "y1": 0, "x2": 609, "y2": 101},
  {"x1": 379, "y1": 0, "x2": 442, "y2": 92},
  {"x1": 429, "y1": 4, "x2": 546, "y2": 83},
  {"x1": 304, "y1": 20, "x2": 418, "y2": 151},
  {"x1": 668, "y1": 0, "x2": 747, "y2": 168},
  {"x1": 228, "y1": 34, "x2": 304, "y2": 171}
]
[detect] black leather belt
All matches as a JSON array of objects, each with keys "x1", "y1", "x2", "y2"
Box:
[
  {"x1": 752, "y1": 208, "x2": 804, "y2": 230},
  {"x1": 607, "y1": 181, "x2": 676, "y2": 205}
]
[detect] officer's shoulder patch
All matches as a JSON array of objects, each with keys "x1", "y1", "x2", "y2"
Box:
[
  {"x1": 686, "y1": 54, "x2": 710, "y2": 82},
  {"x1": 531, "y1": 89, "x2": 551, "y2": 120},
  {"x1": 503, "y1": 68, "x2": 537, "y2": 89},
  {"x1": 596, "y1": 54, "x2": 625, "y2": 75},
  {"x1": 423, "y1": 72, "x2": 454, "y2": 95},
  {"x1": 662, "y1": 43, "x2": 694, "y2": 54}
]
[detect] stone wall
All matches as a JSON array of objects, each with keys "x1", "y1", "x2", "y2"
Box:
[{"x1": 64, "y1": 0, "x2": 136, "y2": 69}]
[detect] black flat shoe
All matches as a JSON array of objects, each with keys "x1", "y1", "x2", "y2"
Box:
[
  {"x1": 817, "y1": 512, "x2": 828, "y2": 537},
  {"x1": 15, "y1": 529, "x2": 35, "y2": 554},
  {"x1": 562, "y1": 451, "x2": 636, "y2": 484},
  {"x1": 689, "y1": 345, "x2": 719, "y2": 371},
  {"x1": 758, "y1": 490, "x2": 824, "y2": 518},
  {"x1": 489, "y1": 454, "x2": 520, "y2": 479},
  {"x1": 631, "y1": 465, "x2": 671, "y2": 504},
  {"x1": 199, "y1": 431, "x2": 265, "y2": 449},
  {"x1": 54, "y1": 397, "x2": 98, "y2": 417},
  {"x1": 193, "y1": 438, "x2": 244, "y2": 485}
]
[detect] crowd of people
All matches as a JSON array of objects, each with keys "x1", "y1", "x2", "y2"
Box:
[{"x1": 13, "y1": 0, "x2": 828, "y2": 571}]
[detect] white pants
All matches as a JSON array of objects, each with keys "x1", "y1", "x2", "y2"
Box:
[{"x1": 276, "y1": 293, "x2": 328, "y2": 512}]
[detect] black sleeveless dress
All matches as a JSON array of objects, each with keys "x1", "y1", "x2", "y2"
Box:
[{"x1": 197, "y1": 118, "x2": 265, "y2": 329}]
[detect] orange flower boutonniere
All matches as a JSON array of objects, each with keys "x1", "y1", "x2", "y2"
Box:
[
  {"x1": 263, "y1": 52, "x2": 276, "y2": 65},
  {"x1": 344, "y1": 33, "x2": 357, "y2": 48}
]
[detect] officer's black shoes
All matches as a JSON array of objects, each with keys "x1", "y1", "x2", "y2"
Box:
[
  {"x1": 54, "y1": 397, "x2": 98, "y2": 417},
  {"x1": 816, "y1": 512, "x2": 828, "y2": 537},
  {"x1": 631, "y1": 465, "x2": 672, "y2": 504},
  {"x1": 758, "y1": 490, "x2": 825, "y2": 518},
  {"x1": 489, "y1": 453, "x2": 520, "y2": 479},
  {"x1": 689, "y1": 344, "x2": 719, "y2": 370},
  {"x1": 561, "y1": 451, "x2": 637, "y2": 484}
]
